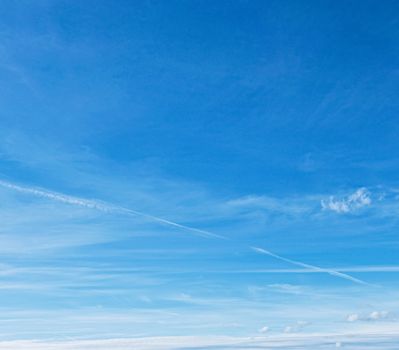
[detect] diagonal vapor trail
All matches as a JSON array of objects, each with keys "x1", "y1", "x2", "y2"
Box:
[
  {"x1": 0, "y1": 179, "x2": 371, "y2": 285},
  {"x1": 116, "y1": 207, "x2": 227, "y2": 240},
  {"x1": 251, "y1": 247, "x2": 374, "y2": 286},
  {"x1": 0, "y1": 180, "x2": 225, "y2": 240}
]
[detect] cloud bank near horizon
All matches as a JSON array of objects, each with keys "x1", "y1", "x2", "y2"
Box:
[{"x1": 1, "y1": 333, "x2": 399, "y2": 350}]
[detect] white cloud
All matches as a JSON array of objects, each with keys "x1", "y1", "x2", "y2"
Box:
[
  {"x1": 267, "y1": 284, "x2": 304, "y2": 294},
  {"x1": 368, "y1": 311, "x2": 389, "y2": 321},
  {"x1": 0, "y1": 179, "x2": 224, "y2": 240},
  {"x1": 1, "y1": 179, "x2": 370, "y2": 285},
  {"x1": 347, "y1": 313, "x2": 360, "y2": 322},
  {"x1": 283, "y1": 321, "x2": 310, "y2": 333},
  {"x1": 283, "y1": 325, "x2": 294, "y2": 333},
  {"x1": 347, "y1": 311, "x2": 390, "y2": 322},
  {"x1": 2, "y1": 331, "x2": 399, "y2": 350},
  {"x1": 225, "y1": 195, "x2": 309, "y2": 216},
  {"x1": 321, "y1": 188, "x2": 371, "y2": 213},
  {"x1": 258, "y1": 325, "x2": 269, "y2": 333}
]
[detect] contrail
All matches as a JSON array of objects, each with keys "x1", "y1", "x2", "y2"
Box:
[
  {"x1": 0, "y1": 180, "x2": 224, "y2": 240},
  {"x1": 115, "y1": 207, "x2": 227, "y2": 240},
  {"x1": 0, "y1": 179, "x2": 370, "y2": 285},
  {"x1": 251, "y1": 247, "x2": 373, "y2": 286},
  {"x1": 0, "y1": 180, "x2": 112, "y2": 211}
]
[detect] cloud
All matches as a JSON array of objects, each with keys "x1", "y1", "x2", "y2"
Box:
[
  {"x1": 0, "y1": 180, "x2": 111, "y2": 212},
  {"x1": 283, "y1": 325, "x2": 294, "y2": 333},
  {"x1": 216, "y1": 265, "x2": 399, "y2": 274},
  {"x1": 2, "y1": 333, "x2": 399, "y2": 350},
  {"x1": 368, "y1": 311, "x2": 389, "y2": 321},
  {"x1": 258, "y1": 325, "x2": 269, "y2": 333},
  {"x1": 347, "y1": 311, "x2": 390, "y2": 322},
  {"x1": 267, "y1": 284, "x2": 304, "y2": 294},
  {"x1": 347, "y1": 313, "x2": 360, "y2": 322},
  {"x1": 283, "y1": 321, "x2": 310, "y2": 333},
  {"x1": 225, "y1": 195, "x2": 309, "y2": 216},
  {"x1": 321, "y1": 188, "x2": 371, "y2": 213},
  {"x1": 0, "y1": 179, "x2": 225, "y2": 240},
  {"x1": 1, "y1": 179, "x2": 370, "y2": 285}
]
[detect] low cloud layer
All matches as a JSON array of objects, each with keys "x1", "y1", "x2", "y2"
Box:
[{"x1": 1, "y1": 333, "x2": 399, "y2": 350}]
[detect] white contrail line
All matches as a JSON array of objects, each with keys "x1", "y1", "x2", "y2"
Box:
[
  {"x1": 0, "y1": 180, "x2": 111, "y2": 212},
  {"x1": 115, "y1": 207, "x2": 227, "y2": 240},
  {"x1": 0, "y1": 180, "x2": 225, "y2": 240},
  {"x1": 251, "y1": 247, "x2": 374, "y2": 286},
  {"x1": 0, "y1": 179, "x2": 370, "y2": 285}
]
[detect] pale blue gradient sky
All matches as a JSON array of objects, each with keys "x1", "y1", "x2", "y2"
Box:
[{"x1": 0, "y1": 0, "x2": 399, "y2": 348}]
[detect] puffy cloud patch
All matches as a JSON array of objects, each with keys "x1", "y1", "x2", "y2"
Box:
[
  {"x1": 368, "y1": 311, "x2": 389, "y2": 321},
  {"x1": 321, "y1": 188, "x2": 371, "y2": 214},
  {"x1": 347, "y1": 313, "x2": 360, "y2": 322},
  {"x1": 346, "y1": 311, "x2": 390, "y2": 322}
]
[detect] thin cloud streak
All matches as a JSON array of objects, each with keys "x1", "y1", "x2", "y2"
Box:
[
  {"x1": 0, "y1": 180, "x2": 224, "y2": 240},
  {"x1": 209, "y1": 266, "x2": 399, "y2": 274},
  {"x1": 0, "y1": 179, "x2": 369, "y2": 285},
  {"x1": 251, "y1": 247, "x2": 373, "y2": 286},
  {"x1": 1, "y1": 332, "x2": 399, "y2": 350}
]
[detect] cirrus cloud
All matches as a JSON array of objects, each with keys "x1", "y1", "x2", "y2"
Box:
[{"x1": 321, "y1": 188, "x2": 372, "y2": 214}]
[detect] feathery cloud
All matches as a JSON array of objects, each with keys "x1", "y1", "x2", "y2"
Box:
[
  {"x1": 321, "y1": 188, "x2": 371, "y2": 214},
  {"x1": 0, "y1": 179, "x2": 371, "y2": 286}
]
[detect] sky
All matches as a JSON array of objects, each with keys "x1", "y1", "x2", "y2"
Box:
[{"x1": 0, "y1": 0, "x2": 399, "y2": 348}]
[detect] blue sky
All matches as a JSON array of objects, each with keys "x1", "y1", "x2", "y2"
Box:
[{"x1": 0, "y1": 0, "x2": 399, "y2": 348}]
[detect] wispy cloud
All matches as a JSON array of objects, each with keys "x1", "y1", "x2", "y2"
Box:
[
  {"x1": 266, "y1": 284, "x2": 306, "y2": 295},
  {"x1": 0, "y1": 179, "x2": 224, "y2": 240},
  {"x1": 0, "y1": 180, "x2": 111, "y2": 212},
  {"x1": 2, "y1": 332, "x2": 399, "y2": 350},
  {"x1": 225, "y1": 195, "x2": 310, "y2": 216},
  {"x1": 321, "y1": 188, "x2": 372, "y2": 214},
  {"x1": 0, "y1": 179, "x2": 370, "y2": 285},
  {"x1": 218, "y1": 266, "x2": 399, "y2": 274},
  {"x1": 283, "y1": 320, "x2": 310, "y2": 333}
]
